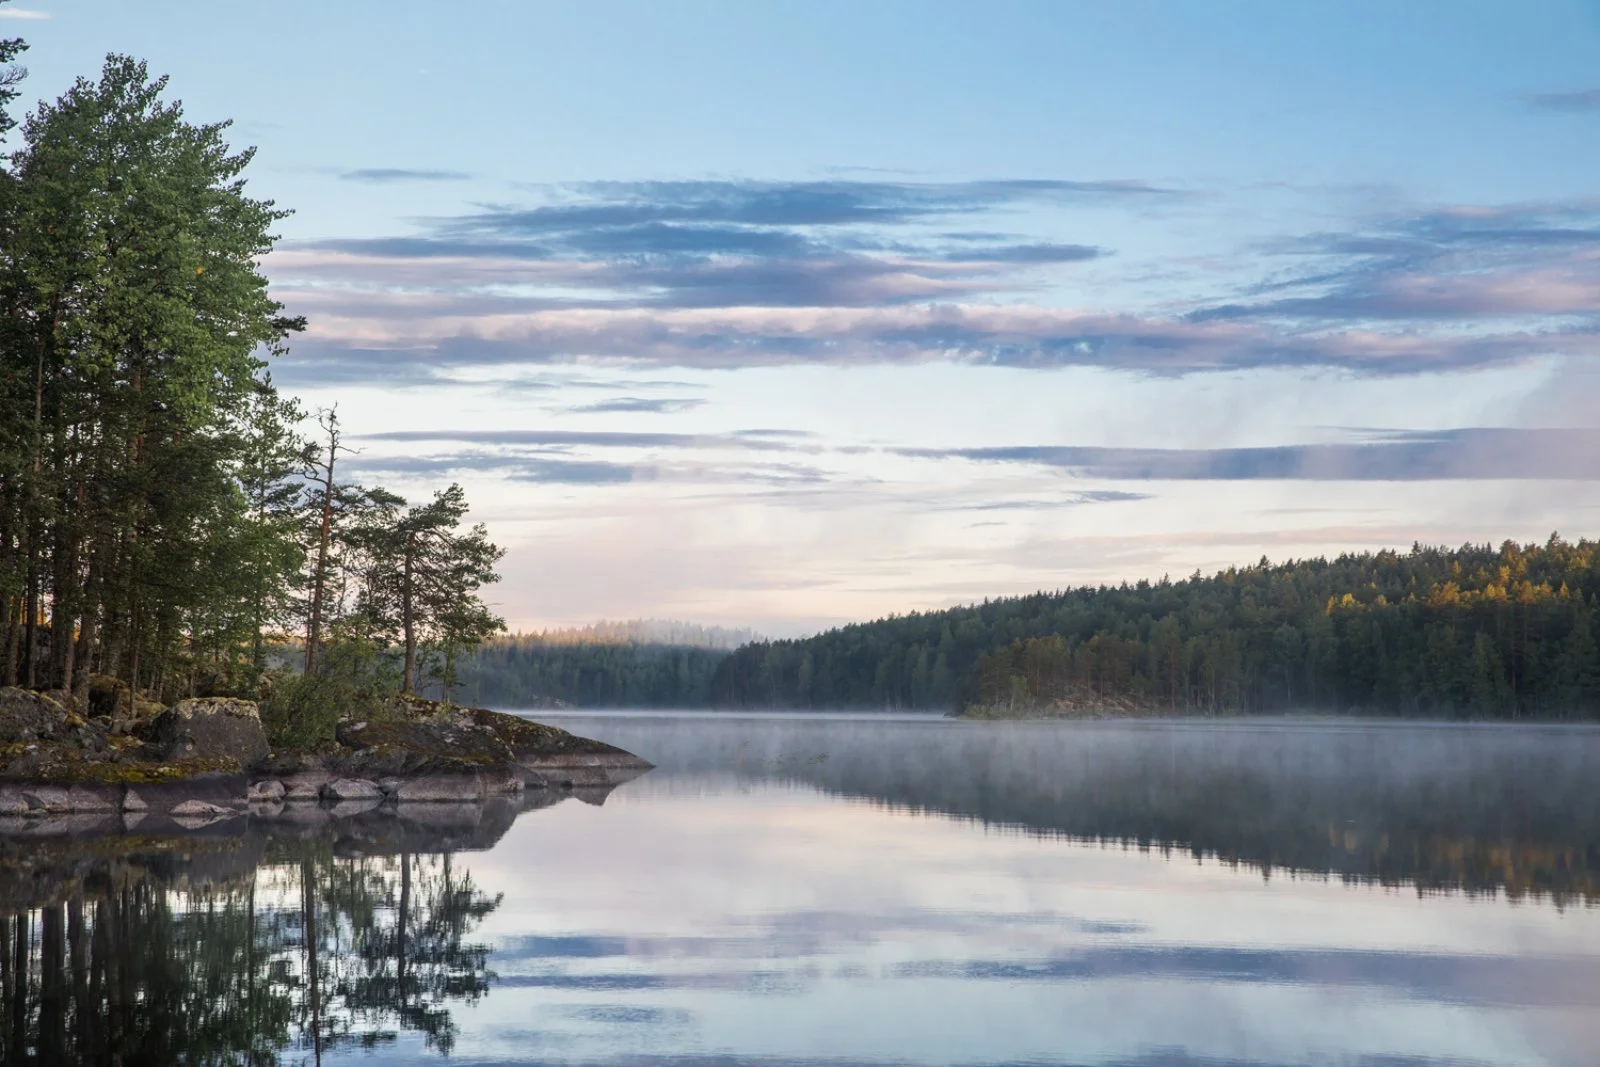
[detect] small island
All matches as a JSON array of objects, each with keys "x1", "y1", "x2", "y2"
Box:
[{"x1": 0, "y1": 682, "x2": 650, "y2": 828}]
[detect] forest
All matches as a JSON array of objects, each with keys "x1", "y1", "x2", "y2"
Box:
[
  {"x1": 711, "y1": 537, "x2": 1600, "y2": 719},
  {"x1": 0, "y1": 24, "x2": 504, "y2": 731},
  {"x1": 438, "y1": 625, "x2": 737, "y2": 708}
]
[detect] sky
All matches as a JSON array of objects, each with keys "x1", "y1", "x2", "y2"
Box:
[{"x1": 9, "y1": 1, "x2": 1600, "y2": 635}]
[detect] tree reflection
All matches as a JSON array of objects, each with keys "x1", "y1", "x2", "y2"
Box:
[{"x1": 0, "y1": 836, "x2": 502, "y2": 1064}]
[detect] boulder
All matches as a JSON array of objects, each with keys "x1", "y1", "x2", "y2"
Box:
[
  {"x1": 248, "y1": 779, "x2": 286, "y2": 802},
  {"x1": 0, "y1": 687, "x2": 71, "y2": 743},
  {"x1": 151, "y1": 697, "x2": 268, "y2": 768},
  {"x1": 170, "y1": 799, "x2": 240, "y2": 826},
  {"x1": 281, "y1": 772, "x2": 332, "y2": 801},
  {"x1": 89, "y1": 674, "x2": 165, "y2": 735},
  {"x1": 321, "y1": 777, "x2": 383, "y2": 802},
  {"x1": 19, "y1": 787, "x2": 72, "y2": 813}
]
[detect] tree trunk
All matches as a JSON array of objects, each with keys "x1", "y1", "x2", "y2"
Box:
[
  {"x1": 2, "y1": 592, "x2": 17, "y2": 687},
  {"x1": 402, "y1": 537, "x2": 415, "y2": 693},
  {"x1": 71, "y1": 555, "x2": 103, "y2": 708},
  {"x1": 23, "y1": 559, "x2": 37, "y2": 688},
  {"x1": 306, "y1": 416, "x2": 339, "y2": 678}
]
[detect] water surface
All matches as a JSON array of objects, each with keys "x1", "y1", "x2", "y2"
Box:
[{"x1": 3, "y1": 714, "x2": 1599, "y2": 1066}]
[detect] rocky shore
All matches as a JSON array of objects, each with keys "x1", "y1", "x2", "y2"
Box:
[{"x1": 0, "y1": 685, "x2": 650, "y2": 825}]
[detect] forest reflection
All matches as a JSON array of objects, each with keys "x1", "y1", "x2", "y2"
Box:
[
  {"x1": 0, "y1": 833, "x2": 501, "y2": 1065},
  {"x1": 548, "y1": 715, "x2": 1600, "y2": 905}
]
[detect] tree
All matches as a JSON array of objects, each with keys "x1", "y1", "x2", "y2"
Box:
[
  {"x1": 0, "y1": 54, "x2": 301, "y2": 701},
  {"x1": 0, "y1": 0, "x2": 26, "y2": 140},
  {"x1": 360, "y1": 484, "x2": 505, "y2": 695}
]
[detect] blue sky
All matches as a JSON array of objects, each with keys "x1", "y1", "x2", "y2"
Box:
[{"x1": 10, "y1": 1, "x2": 1600, "y2": 633}]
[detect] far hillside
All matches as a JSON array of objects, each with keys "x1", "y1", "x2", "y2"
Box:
[
  {"x1": 436, "y1": 621, "x2": 761, "y2": 709},
  {"x1": 710, "y1": 537, "x2": 1600, "y2": 720}
]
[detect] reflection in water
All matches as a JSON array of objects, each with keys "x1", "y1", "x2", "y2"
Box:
[
  {"x1": 1, "y1": 717, "x2": 1599, "y2": 1066},
  {"x1": 543, "y1": 714, "x2": 1600, "y2": 902},
  {"x1": 0, "y1": 810, "x2": 506, "y2": 1064}
]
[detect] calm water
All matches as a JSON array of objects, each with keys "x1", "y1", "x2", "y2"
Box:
[{"x1": 3, "y1": 714, "x2": 1600, "y2": 1066}]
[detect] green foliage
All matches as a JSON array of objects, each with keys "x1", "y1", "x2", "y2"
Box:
[
  {"x1": 713, "y1": 537, "x2": 1600, "y2": 720},
  {"x1": 0, "y1": 55, "x2": 504, "y2": 719},
  {"x1": 357, "y1": 483, "x2": 505, "y2": 696},
  {"x1": 0, "y1": 1, "x2": 27, "y2": 140},
  {"x1": 260, "y1": 632, "x2": 399, "y2": 747}
]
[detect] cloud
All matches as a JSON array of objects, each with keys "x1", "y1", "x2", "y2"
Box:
[
  {"x1": 943, "y1": 490, "x2": 1153, "y2": 511},
  {"x1": 356, "y1": 428, "x2": 803, "y2": 452},
  {"x1": 1192, "y1": 201, "x2": 1600, "y2": 324},
  {"x1": 338, "y1": 168, "x2": 473, "y2": 183},
  {"x1": 276, "y1": 303, "x2": 1600, "y2": 378},
  {"x1": 347, "y1": 452, "x2": 646, "y2": 485},
  {"x1": 899, "y1": 427, "x2": 1600, "y2": 481},
  {"x1": 345, "y1": 445, "x2": 839, "y2": 490},
  {"x1": 949, "y1": 242, "x2": 1104, "y2": 264},
  {"x1": 275, "y1": 178, "x2": 1131, "y2": 318},
  {"x1": 568, "y1": 397, "x2": 705, "y2": 414},
  {"x1": 474, "y1": 178, "x2": 1177, "y2": 232},
  {"x1": 1529, "y1": 89, "x2": 1600, "y2": 111},
  {"x1": 0, "y1": 8, "x2": 49, "y2": 19},
  {"x1": 267, "y1": 181, "x2": 1600, "y2": 382}
]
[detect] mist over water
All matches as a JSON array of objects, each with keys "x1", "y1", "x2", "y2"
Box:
[
  {"x1": 544, "y1": 712, "x2": 1600, "y2": 901},
  {"x1": 4, "y1": 714, "x2": 1600, "y2": 1065}
]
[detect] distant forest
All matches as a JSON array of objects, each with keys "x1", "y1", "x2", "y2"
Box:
[
  {"x1": 710, "y1": 538, "x2": 1600, "y2": 719},
  {"x1": 436, "y1": 625, "x2": 740, "y2": 708}
]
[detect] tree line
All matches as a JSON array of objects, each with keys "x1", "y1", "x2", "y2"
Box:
[
  {"x1": 443, "y1": 632, "x2": 729, "y2": 709},
  {"x1": 711, "y1": 537, "x2": 1600, "y2": 719},
  {"x1": 0, "y1": 30, "x2": 504, "y2": 717}
]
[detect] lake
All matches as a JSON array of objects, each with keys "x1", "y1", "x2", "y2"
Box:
[{"x1": 2, "y1": 713, "x2": 1599, "y2": 1066}]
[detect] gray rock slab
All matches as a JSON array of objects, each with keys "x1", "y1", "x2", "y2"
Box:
[
  {"x1": 321, "y1": 777, "x2": 383, "y2": 802},
  {"x1": 389, "y1": 774, "x2": 484, "y2": 803}
]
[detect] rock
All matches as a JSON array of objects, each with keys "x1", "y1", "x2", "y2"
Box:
[
  {"x1": 112, "y1": 772, "x2": 247, "y2": 813},
  {"x1": 91, "y1": 674, "x2": 165, "y2": 735},
  {"x1": 169, "y1": 799, "x2": 241, "y2": 829},
  {"x1": 151, "y1": 697, "x2": 268, "y2": 768},
  {"x1": 334, "y1": 714, "x2": 517, "y2": 776},
  {"x1": 248, "y1": 779, "x2": 286, "y2": 802},
  {"x1": 170, "y1": 799, "x2": 237, "y2": 818},
  {"x1": 0, "y1": 791, "x2": 27, "y2": 816},
  {"x1": 87, "y1": 674, "x2": 130, "y2": 719},
  {"x1": 21, "y1": 787, "x2": 72, "y2": 813},
  {"x1": 321, "y1": 777, "x2": 383, "y2": 802},
  {"x1": 122, "y1": 789, "x2": 149, "y2": 812},
  {"x1": 257, "y1": 750, "x2": 325, "y2": 776},
  {"x1": 0, "y1": 687, "x2": 71, "y2": 743},
  {"x1": 282, "y1": 772, "x2": 332, "y2": 801},
  {"x1": 389, "y1": 775, "x2": 486, "y2": 803},
  {"x1": 482, "y1": 769, "x2": 525, "y2": 796},
  {"x1": 64, "y1": 786, "x2": 118, "y2": 812}
]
